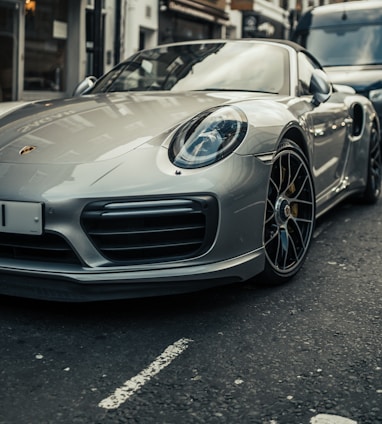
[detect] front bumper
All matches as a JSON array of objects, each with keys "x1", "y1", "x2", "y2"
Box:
[
  {"x1": 0, "y1": 152, "x2": 270, "y2": 302},
  {"x1": 0, "y1": 248, "x2": 264, "y2": 302}
]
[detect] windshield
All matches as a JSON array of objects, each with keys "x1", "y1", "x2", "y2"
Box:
[
  {"x1": 298, "y1": 24, "x2": 382, "y2": 67},
  {"x1": 89, "y1": 42, "x2": 290, "y2": 95}
]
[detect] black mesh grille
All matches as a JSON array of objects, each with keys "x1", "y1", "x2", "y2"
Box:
[
  {"x1": 0, "y1": 232, "x2": 81, "y2": 264},
  {"x1": 81, "y1": 196, "x2": 218, "y2": 264}
]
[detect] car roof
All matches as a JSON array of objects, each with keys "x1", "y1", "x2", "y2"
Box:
[
  {"x1": 296, "y1": 0, "x2": 382, "y2": 29},
  {"x1": 144, "y1": 38, "x2": 307, "y2": 54},
  {"x1": 130, "y1": 38, "x2": 319, "y2": 71}
]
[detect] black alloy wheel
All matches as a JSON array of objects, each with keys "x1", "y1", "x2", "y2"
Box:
[
  {"x1": 261, "y1": 140, "x2": 315, "y2": 284},
  {"x1": 361, "y1": 121, "x2": 382, "y2": 204}
]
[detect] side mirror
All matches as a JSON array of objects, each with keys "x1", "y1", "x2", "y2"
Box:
[
  {"x1": 72, "y1": 76, "x2": 97, "y2": 96},
  {"x1": 333, "y1": 84, "x2": 356, "y2": 95},
  {"x1": 310, "y1": 69, "x2": 331, "y2": 106}
]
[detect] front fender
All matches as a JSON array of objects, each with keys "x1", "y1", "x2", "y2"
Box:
[{"x1": 235, "y1": 99, "x2": 307, "y2": 156}]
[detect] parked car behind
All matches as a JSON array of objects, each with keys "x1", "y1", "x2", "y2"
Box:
[{"x1": 292, "y1": 0, "x2": 382, "y2": 128}]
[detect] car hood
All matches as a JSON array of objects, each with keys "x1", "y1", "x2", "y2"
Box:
[
  {"x1": 324, "y1": 65, "x2": 382, "y2": 92},
  {"x1": 0, "y1": 91, "x2": 258, "y2": 165}
]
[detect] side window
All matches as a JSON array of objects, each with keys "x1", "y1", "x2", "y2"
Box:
[{"x1": 298, "y1": 52, "x2": 320, "y2": 96}]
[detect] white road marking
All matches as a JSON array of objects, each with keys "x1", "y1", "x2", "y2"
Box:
[
  {"x1": 98, "y1": 337, "x2": 193, "y2": 410},
  {"x1": 310, "y1": 414, "x2": 357, "y2": 424}
]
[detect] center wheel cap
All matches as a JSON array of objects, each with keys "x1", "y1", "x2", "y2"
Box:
[{"x1": 276, "y1": 198, "x2": 291, "y2": 223}]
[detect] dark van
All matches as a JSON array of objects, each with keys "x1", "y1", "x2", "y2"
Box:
[{"x1": 292, "y1": 1, "x2": 382, "y2": 126}]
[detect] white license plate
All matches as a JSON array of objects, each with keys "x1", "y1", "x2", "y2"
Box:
[{"x1": 0, "y1": 201, "x2": 43, "y2": 235}]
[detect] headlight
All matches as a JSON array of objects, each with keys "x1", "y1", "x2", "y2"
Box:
[
  {"x1": 370, "y1": 88, "x2": 382, "y2": 103},
  {"x1": 169, "y1": 106, "x2": 248, "y2": 169}
]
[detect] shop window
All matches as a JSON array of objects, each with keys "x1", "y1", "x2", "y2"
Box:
[
  {"x1": 24, "y1": 0, "x2": 67, "y2": 92},
  {"x1": 0, "y1": 1, "x2": 18, "y2": 101},
  {"x1": 86, "y1": 2, "x2": 105, "y2": 77}
]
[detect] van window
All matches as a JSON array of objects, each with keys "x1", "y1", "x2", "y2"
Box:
[{"x1": 295, "y1": 24, "x2": 382, "y2": 67}]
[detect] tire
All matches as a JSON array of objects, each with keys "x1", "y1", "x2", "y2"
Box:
[
  {"x1": 260, "y1": 140, "x2": 316, "y2": 285},
  {"x1": 361, "y1": 122, "x2": 381, "y2": 204}
]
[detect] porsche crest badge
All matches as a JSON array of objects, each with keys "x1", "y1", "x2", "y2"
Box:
[{"x1": 19, "y1": 145, "x2": 37, "y2": 155}]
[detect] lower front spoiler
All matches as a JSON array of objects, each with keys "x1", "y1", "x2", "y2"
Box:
[{"x1": 0, "y1": 249, "x2": 265, "y2": 302}]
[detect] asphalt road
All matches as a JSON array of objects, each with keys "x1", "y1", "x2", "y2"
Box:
[{"x1": 0, "y1": 198, "x2": 381, "y2": 424}]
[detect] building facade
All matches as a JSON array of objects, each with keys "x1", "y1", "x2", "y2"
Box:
[
  {"x1": 0, "y1": 0, "x2": 87, "y2": 102},
  {"x1": 0, "y1": 0, "x2": 352, "y2": 103}
]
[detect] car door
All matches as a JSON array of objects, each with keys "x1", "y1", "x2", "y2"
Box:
[{"x1": 298, "y1": 52, "x2": 350, "y2": 204}]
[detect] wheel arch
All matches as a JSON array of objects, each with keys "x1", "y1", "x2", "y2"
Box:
[{"x1": 280, "y1": 125, "x2": 310, "y2": 164}]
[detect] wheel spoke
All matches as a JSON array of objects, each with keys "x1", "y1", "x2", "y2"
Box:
[
  {"x1": 285, "y1": 162, "x2": 304, "y2": 195},
  {"x1": 287, "y1": 173, "x2": 308, "y2": 200},
  {"x1": 371, "y1": 138, "x2": 381, "y2": 179},
  {"x1": 275, "y1": 224, "x2": 301, "y2": 272},
  {"x1": 288, "y1": 217, "x2": 308, "y2": 253},
  {"x1": 277, "y1": 155, "x2": 284, "y2": 192},
  {"x1": 293, "y1": 216, "x2": 314, "y2": 224},
  {"x1": 279, "y1": 227, "x2": 289, "y2": 270},
  {"x1": 264, "y1": 208, "x2": 276, "y2": 225},
  {"x1": 264, "y1": 226, "x2": 279, "y2": 247}
]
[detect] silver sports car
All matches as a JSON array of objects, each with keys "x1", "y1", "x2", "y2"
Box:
[{"x1": 0, "y1": 39, "x2": 380, "y2": 301}]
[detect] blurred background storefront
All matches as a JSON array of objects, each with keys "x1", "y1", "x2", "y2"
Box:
[
  {"x1": 158, "y1": 0, "x2": 229, "y2": 44},
  {"x1": 0, "y1": 0, "x2": 230, "y2": 102},
  {"x1": 0, "y1": 0, "x2": 345, "y2": 103},
  {"x1": 0, "y1": 0, "x2": 85, "y2": 102},
  {"x1": 0, "y1": 0, "x2": 158, "y2": 102},
  {"x1": 0, "y1": 0, "x2": 22, "y2": 102}
]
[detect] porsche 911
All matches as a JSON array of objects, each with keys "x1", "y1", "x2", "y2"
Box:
[{"x1": 0, "y1": 39, "x2": 380, "y2": 301}]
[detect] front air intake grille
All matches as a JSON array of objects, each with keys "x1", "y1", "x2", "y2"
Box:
[
  {"x1": 0, "y1": 232, "x2": 81, "y2": 264},
  {"x1": 81, "y1": 196, "x2": 218, "y2": 264}
]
